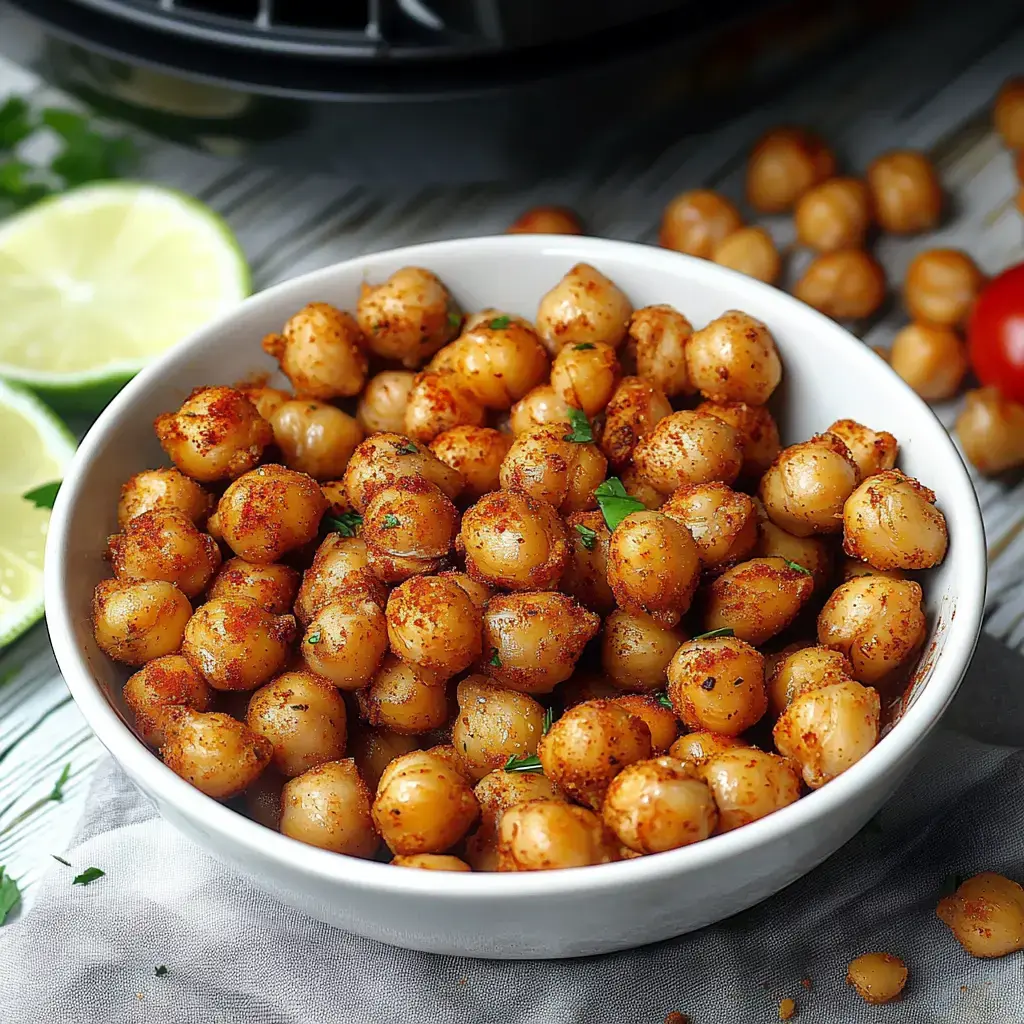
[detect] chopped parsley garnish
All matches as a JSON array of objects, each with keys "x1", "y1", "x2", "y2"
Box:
[
  {"x1": 325, "y1": 511, "x2": 362, "y2": 537},
  {"x1": 655, "y1": 692, "x2": 674, "y2": 710},
  {"x1": 692, "y1": 627, "x2": 735, "y2": 640},
  {"x1": 49, "y1": 762, "x2": 71, "y2": 802},
  {"x1": 574, "y1": 523, "x2": 598, "y2": 550},
  {"x1": 563, "y1": 407, "x2": 593, "y2": 444},
  {"x1": 488, "y1": 315, "x2": 511, "y2": 330},
  {"x1": 395, "y1": 441, "x2": 418, "y2": 455},
  {"x1": 51, "y1": 854, "x2": 71, "y2": 867},
  {"x1": 155, "y1": 965, "x2": 169, "y2": 977},
  {"x1": 503, "y1": 754, "x2": 543, "y2": 774},
  {"x1": 488, "y1": 648, "x2": 502, "y2": 667},
  {"x1": 448, "y1": 311, "x2": 462, "y2": 329},
  {"x1": 542, "y1": 706, "x2": 556, "y2": 735},
  {"x1": 594, "y1": 477, "x2": 646, "y2": 532},
  {"x1": 22, "y1": 481, "x2": 61, "y2": 510},
  {"x1": 306, "y1": 631, "x2": 322, "y2": 645},
  {"x1": 573, "y1": 342, "x2": 596, "y2": 350},
  {"x1": 72, "y1": 866, "x2": 104, "y2": 886},
  {"x1": 380, "y1": 514, "x2": 401, "y2": 529},
  {"x1": 785, "y1": 560, "x2": 813, "y2": 577},
  {"x1": 0, "y1": 867, "x2": 20, "y2": 925}
]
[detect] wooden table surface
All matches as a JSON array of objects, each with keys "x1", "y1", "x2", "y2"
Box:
[{"x1": 1, "y1": 1, "x2": 1023, "y2": 910}]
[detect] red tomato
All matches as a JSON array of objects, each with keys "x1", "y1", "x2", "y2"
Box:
[{"x1": 968, "y1": 262, "x2": 1024, "y2": 403}]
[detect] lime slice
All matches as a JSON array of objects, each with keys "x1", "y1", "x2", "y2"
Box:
[
  {"x1": 0, "y1": 182, "x2": 250, "y2": 412},
  {"x1": 0, "y1": 379, "x2": 76, "y2": 647}
]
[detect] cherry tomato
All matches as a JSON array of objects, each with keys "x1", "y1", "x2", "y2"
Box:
[{"x1": 968, "y1": 262, "x2": 1024, "y2": 404}]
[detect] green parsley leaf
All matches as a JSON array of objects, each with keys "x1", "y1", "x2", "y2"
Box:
[
  {"x1": 488, "y1": 315, "x2": 511, "y2": 330},
  {"x1": 563, "y1": 407, "x2": 593, "y2": 444},
  {"x1": 594, "y1": 477, "x2": 646, "y2": 532},
  {"x1": 573, "y1": 342, "x2": 596, "y2": 350},
  {"x1": 380, "y1": 514, "x2": 400, "y2": 529},
  {"x1": 306, "y1": 631, "x2": 322, "y2": 645},
  {"x1": 0, "y1": 96, "x2": 35, "y2": 149},
  {"x1": 0, "y1": 867, "x2": 20, "y2": 925},
  {"x1": 542, "y1": 706, "x2": 555, "y2": 735},
  {"x1": 325, "y1": 512, "x2": 362, "y2": 537},
  {"x1": 655, "y1": 692, "x2": 674, "y2": 710},
  {"x1": 785, "y1": 560, "x2": 813, "y2": 577},
  {"x1": 42, "y1": 108, "x2": 137, "y2": 189},
  {"x1": 51, "y1": 854, "x2": 72, "y2": 867},
  {"x1": 488, "y1": 648, "x2": 502, "y2": 667},
  {"x1": 503, "y1": 754, "x2": 543, "y2": 774},
  {"x1": 0, "y1": 160, "x2": 52, "y2": 209},
  {"x1": 72, "y1": 867, "x2": 104, "y2": 886},
  {"x1": 155, "y1": 965, "x2": 169, "y2": 977},
  {"x1": 22, "y1": 481, "x2": 61, "y2": 510},
  {"x1": 448, "y1": 311, "x2": 462, "y2": 329},
  {"x1": 49, "y1": 762, "x2": 71, "y2": 802},
  {"x1": 574, "y1": 523, "x2": 597, "y2": 551},
  {"x1": 41, "y1": 107, "x2": 90, "y2": 140},
  {"x1": 395, "y1": 441, "x2": 418, "y2": 455},
  {"x1": 692, "y1": 627, "x2": 735, "y2": 641}
]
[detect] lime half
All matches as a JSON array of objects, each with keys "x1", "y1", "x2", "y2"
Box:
[
  {"x1": 0, "y1": 379, "x2": 76, "y2": 647},
  {"x1": 0, "y1": 182, "x2": 250, "y2": 412}
]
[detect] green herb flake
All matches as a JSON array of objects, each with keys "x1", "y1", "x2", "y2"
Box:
[
  {"x1": 573, "y1": 342, "x2": 596, "y2": 351},
  {"x1": 306, "y1": 631, "x2": 322, "y2": 646},
  {"x1": 395, "y1": 441, "x2": 418, "y2": 455},
  {"x1": 0, "y1": 96, "x2": 34, "y2": 149},
  {"x1": 594, "y1": 477, "x2": 646, "y2": 533},
  {"x1": 51, "y1": 854, "x2": 72, "y2": 867},
  {"x1": 326, "y1": 511, "x2": 362, "y2": 537},
  {"x1": 563, "y1": 407, "x2": 594, "y2": 444},
  {"x1": 49, "y1": 762, "x2": 71, "y2": 802},
  {"x1": 380, "y1": 514, "x2": 401, "y2": 529},
  {"x1": 488, "y1": 315, "x2": 511, "y2": 331},
  {"x1": 785, "y1": 560, "x2": 813, "y2": 577},
  {"x1": 655, "y1": 692, "x2": 674, "y2": 710},
  {"x1": 155, "y1": 965, "x2": 169, "y2": 977},
  {"x1": 488, "y1": 648, "x2": 502, "y2": 667},
  {"x1": 542, "y1": 706, "x2": 555, "y2": 735},
  {"x1": 448, "y1": 311, "x2": 463, "y2": 330},
  {"x1": 692, "y1": 627, "x2": 735, "y2": 641},
  {"x1": 72, "y1": 866, "x2": 104, "y2": 887},
  {"x1": 574, "y1": 523, "x2": 598, "y2": 551},
  {"x1": 289, "y1": 704, "x2": 309, "y2": 712},
  {"x1": 22, "y1": 481, "x2": 61, "y2": 510},
  {"x1": 0, "y1": 867, "x2": 20, "y2": 925},
  {"x1": 42, "y1": 107, "x2": 137, "y2": 188},
  {"x1": 503, "y1": 754, "x2": 543, "y2": 774}
]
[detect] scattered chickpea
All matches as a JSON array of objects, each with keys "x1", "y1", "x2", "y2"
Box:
[
  {"x1": 507, "y1": 206, "x2": 583, "y2": 235},
  {"x1": 994, "y1": 77, "x2": 1024, "y2": 149},
  {"x1": 778, "y1": 997, "x2": 797, "y2": 1021},
  {"x1": 794, "y1": 178, "x2": 872, "y2": 252},
  {"x1": 867, "y1": 150, "x2": 942, "y2": 234},
  {"x1": 659, "y1": 190, "x2": 743, "y2": 259},
  {"x1": 711, "y1": 226, "x2": 781, "y2": 284},
  {"x1": 746, "y1": 127, "x2": 836, "y2": 213},
  {"x1": 955, "y1": 387, "x2": 1024, "y2": 474},
  {"x1": 888, "y1": 323, "x2": 968, "y2": 401},
  {"x1": 937, "y1": 872, "x2": 1024, "y2": 958},
  {"x1": 903, "y1": 249, "x2": 984, "y2": 328},
  {"x1": 845, "y1": 953, "x2": 908, "y2": 1004},
  {"x1": 793, "y1": 250, "x2": 887, "y2": 320}
]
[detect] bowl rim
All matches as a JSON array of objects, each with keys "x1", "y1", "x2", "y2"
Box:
[{"x1": 45, "y1": 234, "x2": 987, "y2": 900}]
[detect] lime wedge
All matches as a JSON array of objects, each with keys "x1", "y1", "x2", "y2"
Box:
[
  {"x1": 0, "y1": 182, "x2": 250, "y2": 412},
  {"x1": 0, "y1": 380, "x2": 76, "y2": 647}
]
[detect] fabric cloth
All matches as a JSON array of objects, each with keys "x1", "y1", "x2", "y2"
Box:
[{"x1": 1, "y1": 635, "x2": 1022, "y2": 1024}]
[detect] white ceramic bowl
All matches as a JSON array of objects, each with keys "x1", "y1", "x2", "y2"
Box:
[{"x1": 45, "y1": 236, "x2": 986, "y2": 959}]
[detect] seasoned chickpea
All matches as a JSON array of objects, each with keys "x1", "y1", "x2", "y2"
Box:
[
  {"x1": 668, "y1": 731, "x2": 748, "y2": 765},
  {"x1": 840, "y1": 557, "x2": 907, "y2": 582},
  {"x1": 746, "y1": 127, "x2": 836, "y2": 213},
  {"x1": 793, "y1": 250, "x2": 886, "y2": 320},
  {"x1": 558, "y1": 669, "x2": 621, "y2": 708},
  {"x1": 603, "y1": 756, "x2": 717, "y2": 854},
  {"x1": 386, "y1": 575, "x2": 482, "y2": 678},
  {"x1": 460, "y1": 489, "x2": 568, "y2": 591},
  {"x1": 538, "y1": 699, "x2": 652, "y2": 808},
  {"x1": 662, "y1": 482, "x2": 757, "y2": 571},
  {"x1": 956, "y1": 387, "x2": 1024, "y2": 475},
  {"x1": 550, "y1": 340, "x2": 621, "y2": 416},
  {"x1": 601, "y1": 609, "x2": 686, "y2": 693},
  {"x1": 696, "y1": 401, "x2": 781, "y2": 479},
  {"x1": 92, "y1": 578, "x2": 191, "y2": 665},
  {"x1": 280, "y1": 759, "x2": 379, "y2": 857},
  {"x1": 995, "y1": 77, "x2": 1024, "y2": 148},
  {"x1": 759, "y1": 433, "x2": 860, "y2": 537},
  {"x1": 561, "y1": 510, "x2": 615, "y2": 614},
  {"x1": 347, "y1": 726, "x2": 420, "y2": 795},
  {"x1": 667, "y1": 636, "x2": 767, "y2": 736},
  {"x1": 244, "y1": 767, "x2": 284, "y2": 830},
  {"x1": 751, "y1": 501, "x2": 833, "y2": 591},
  {"x1": 607, "y1": 510, "x2": 702, "y2": 626},
  {"x1": 867, "y1": 151, "x2": 942, "y2": 234},
  {"x1": 482, "y1": 592, "x2": 600, "y2": 694},
  {"x1": 826, "y1": 419, "x2": 897, "y2": 479},
  {"x1": 246, "y1": 670, "x2": 348, "y2": 778},
  {"x1": 428, "y1": 426, "x2": 510, "y2": 500},
  {"x1": 404, "y1": 370, "x2": 486, "y2": 444},
  {"x1": 685, "y1": 310, "x2": 782, "y2": 406},
  {"x1": 774, "y1": 679, "x2": 879, "y2": 788},
  {"x1": 698, "y1": 748, "x2": 801, "y2": 832},
  {"x1": 183, "y1": 597, "x2": 296, "y2": 691},
  {"x1": 633, "y1": 411, "x2": 743, "y2": 494},
  {"x1": 269, "y1": 399, "x2": 363, "y2": 480},
  {"x1": 817, "y1": 576, "x2": 926, "y2": 684},
  {"x1": 107, "y1": 508, "x2": 220, "y2": 598},
  {"x1": 437, "y1": 570, "x2": 492, "y2": 610},
  {"x1": 356, "y1": 371, "x2": 416, "y2": 434},
  {"x1": 937, "y1": 872, "x2": 1024, "y2": 958},
  {"x1": 846, "y1": 953, "x2": 908, "y2": 1005},
  {"x1": 612, "y1": 694, "x2": 678, "y2": 752},
  {"x1": 497, "y1": 800, "x2": 618, "y2": 871},
  {"x1": 301, "y1": 595, "x2": 388, "y2": 690},
  {"x1": 372, "y1": 748, "x2": 479, "y2": 855},
  {"x1": 214, "y1": 464, "x2": 328, "y2": 563},
  {"x1": 500, "y1": 424, "x2": 607, "y2": 514},
  {"x1": 659, "y1": 189, "x2": 743, "y2": 258},
  {"x1": 123, "y1": 654, "x2": 213, "y2": 746},
  {"x1": 261, "y1": 302, "x2": 368, "y2": 399},
  {"x1": 794, "y1": 178, "x2": 871, "y2": 252},
  {"x1": 392, "y1": 854, "x2": 471, "y2": 871},
  {"x1": 711, "y1": 226, "x2": 781, "y2": 284},
  {"x1": 704, "y1": 557, "x2": 815, "y2": 645},
  {"x1": 320, "y1": 480, "x2": 353, "y2": 517},
  {"x1": 535, "y1": 263, "x2": 632, "y2": 352},
  {"x1": 508, "y1": 206, "x2": 583, "y2": 234},
  {"x1": 620, "y1": 464, "x2": 666, "y2": 509},
  {"x1": 206, "y1": 558, "x2": 299, "y2": 615},
  {"x1": 154, "y1": 385, "x2": 272, "y2": 483},
  {"x1": 843, "y1": 469, "x2": 948, "y2": 570},
  {"x1": 888, "y1": 323, "x2": 967, "y2": 401},
  {"x1": 599, "y1": 377, "x2": 672, "y2": 468},
  {"x1": 161, "y1": 708, "x2": 272, "y2": 799},
  {"x1": 451, "y1": 676, "x2": 546, "y2": 781},
  {"x1": 356, "y1": 266, "x2": 460, "y2": 367},
  {"x1": 235, "y1": 382, "x2": 291, "y2": 421},
  {"x1": 357, "y1": 654, "x2": 447, "y2": 734},
  {"x1": 117, "y1": 467, "x2": 213, "y2": 528},
  {"x1": 294, "y1": 533, "x2": 386, "y2": 625},
  {"x1": 903, "y1": 249, "x2": 984, "y2": 327},
  {"x1": 766, "y1": 645, "x2": 855, "y2": 719},
  {"x1": 509, "y1": 384, "x2": 573, "y2": 435},
  {"x1": 628, "y1": 304, "x2": 694, "y2": 398}
]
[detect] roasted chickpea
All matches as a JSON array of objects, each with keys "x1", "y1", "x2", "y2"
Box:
[
  {"x1": 620, "y1": 464, "x2": 666, "y2": 510},
  {"x1": 356, "y1": 371, "x2": 416, "y2": 435},
  {"x1": 460, "y1": 489, "x2": 568, "y2": 591},
  {"x1": 392, "y1": 854, "x2": 471, "y2": 871},
  {"x1": 668, "y1": 731, "x2": 748, "y2": 765},
  {"x1": 92, "y1": 578, "x2": 191, "y2": 665},
  {"x1": 752, "y1": 505, "x2": 833, "y2": 592},
  {"x1": 628, "y1": 304, "x2": 694, "y2": 397},
  {"x1": 558, "y1": 669, "x2": 621, "y2": 709},
  {"x1": 759, "y1": 433, "x2": 860, "y2": 537},
  {"x1": 698, "y1": 748, "x2": 801, "y2": 832},
  {"x1": 206, "y1": 558, "x2": 299, "y2": 615},
  {"x1": 117, "y1": 467, "x2": 213, "y2": 528},
  {"x1": 280, "y1": 759, "x2": 379, "y2": 857},
  {"x1": 106, "y1": 508, "x2": 220, "y2": 598},
  {"x1": 746, "y1": 127, "x2": 836, "y2": 213},
  {"x1": 843, "y1": 469, "x2": 948, "y2": 570},
  {"x1": 426, "y1": 426, "x2": 509, "y2": 501},
  {"x1": 817, "y1": 576, "x2": 926, "y2": 684},
  {"x1": 825, "y1": 418, "x2": 897, "y2": 479},
  {"x1": 603, "y1": 756, "x2": 717, "y2": 853},
  {"x1": 550, "y1": 340, "x2": 621, "y2": 416},
  {"x1": 711, "y1": 226, "x2": 781, "y2": 284},
  {"x1": 956, "y1": 387, "x2": 1024, "y2": 475},
  {"x1": 319, "y1": 480, "x2": 352, "y2": 517},
  {"x1": 684, "y1": 310, "x2": 783, "y2": 406},
  {"x1": 497, "y1": 800, "x2": 618, "y2": 871},
  {"x1": 793, "y1": 250, "x2": 886, "y2": 320},
  {"x1": 667, "y1": 636, "x2": 767, "y2": 736},
  {"x1": 995, "y1": 77, "x2": 1024, "y2": 148},
  {"x1": 867, "y1": 151, "x2": 942, "y2": 234},
  {"x1": 846, "y1": 953, "x2": 909, "y2": 1005},
  {"x1": 888, "y1": 323, "x2": 967, "y2": 401},
  {"x1": 794, "y1": 178, "x2": 871, "y2": 252},
  {"x1": 235, "y1": 382, "x2": 291, "y2": 421},
  {"x1": 214, "y1": 464, "x2": 328, "y2": 563},
  {"x1": 294, "y1": 533, "x2": 386, "y2": 625},
  {"x1": 404, "y1": 370, "x2": 486, "y2": 444},
  {"x1": 507, "y1": 206, "x2": 583, "y2": 234},
  {"x1": 840, "y1": 557, "x2": 907, "y2": 582},
  {"x1": 482, "y1": 592, "x2": 599, "y2": 694},
  {"x1": 356, "y1": 266, "x2": 460, "y2": 368},
  {"x1": 601, "y1": 609, "x2": 686, "y2": 693},
  {"x1": 633, "y1": 411, "x2": 743, "y2": 495},
  {"x1": 599, "y1": 377, "x2": 672, "y2": 469},
  {"x1": 451, "y1": 676, "x2": 546, "y2": 781},
  {"x1": 766, "y1": 645, "x2": 855, "y2": 718},
  {"x1": 246, "y1": 670, "x2": 348, "y2": 778},
  {"x1": 437, "y1": 570, "x2": 493, "y2": 610},
  {"x1": 244, "y1": 767, "x2": 285, "y2": 830},
  {"x1": 348, "y1": 726, "x2": 421, "y2": 794},
  {"x1": 659, "y1": 189, "x2": 743, "y2": 258},
  {"x1": 662, "y1": 482, "x2": 757, "y2": 571},
  {"x1": 269, "y1": 399, "x2": 363, "y2": 480},
  {"x1": 300, "y1": 595, "x2": 388, "y2": 690},
  {"x1": 607, "y1": 510, "x2": 702, "y2": 626},
  {"x1": 123, "y1": 654, "x2": 214, "y2": 746},
  {"x1": 699, "y1": 404, "x2": 781, "y2": 481},
  {"x1": 154, "y1": 385, "x2": 271, "y2": 483},
  {"x1": 261, "y1": 302, "x2": 368, "y2": 399},
  {"x1": 612, "y1": 694, "x2": 678, "y2": 752},
  {"x1": 500, "y1": 424, "x2": 607, "y2": 514},
  {"x1": 357, "y1": 655, "x2": 447, "y2": 735},
  {"x1": 535, "y1": 263, "x2": 632, "y2": 352},
  {"x1": 386, "y1": 575, "x2": 482, "y2": 678},
  {"x1": 937, "y1": 872, "x2": 1024, "y2": 958},
  {"x1": 509, "y1": 384, "x2": 573, "y2": 435},
  {"x1": 183, "y1": 597, "x2": 296, "y2": 691},
  {"x1": 903, "y1": 249, "x2": 984, "y2": 328},
  {"x1": 560, "y1": 510, "x2": 615, "y2": 613},
  {"x1": 372, "y1": 748, "x2": 479, "y2": 855},
  {"x1": 538, "y1": 699, "x2": 652, "y2": 808}
]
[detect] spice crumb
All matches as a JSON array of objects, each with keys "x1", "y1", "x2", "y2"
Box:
[
  {"x1": 779, "y1": 997, "x2": 797, "y2": 1020},
  {"x1": 800, "y1": 978, "x2": 812, "y2": 990},
  {"x1": 664, "y1": 1013, "x2": 690, "y2": 1024},
  {"x1": 960, "y1": 985, "x2": 968, "y2": 993}
]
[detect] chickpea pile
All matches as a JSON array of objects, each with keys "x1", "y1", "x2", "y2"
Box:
[{"x1": 92, "y1": 261, "x2": 947, "y2": 874}]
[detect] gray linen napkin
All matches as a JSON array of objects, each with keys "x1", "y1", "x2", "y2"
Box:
[{"x1": 1, "y1": 635, "x2": 1022, "y2": 1024}]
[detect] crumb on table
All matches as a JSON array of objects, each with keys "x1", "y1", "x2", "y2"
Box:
[{"x1": 779, "y1": 997, "x2": 797, "y2": 1020}]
